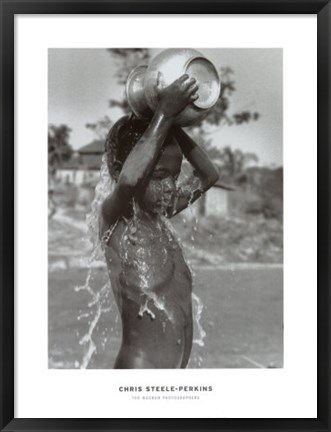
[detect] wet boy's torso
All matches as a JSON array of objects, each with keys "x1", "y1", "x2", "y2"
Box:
[{"x1": 104, "y1": 212, "x2": 193, "y2": 369}]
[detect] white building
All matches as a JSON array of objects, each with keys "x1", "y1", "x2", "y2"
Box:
[{"x1": 56, "y1": 140, "x2": 104, "y2": 186}]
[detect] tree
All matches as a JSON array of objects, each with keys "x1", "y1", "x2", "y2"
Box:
[
  {"x1": 107, "y1": 49, "x2": 150, "y2": 115},
  {"x1": 85, "y1": 49, "x2": 150, "y2": 139},
  {"x1": 215, "y1": 146, "x2": 259, "y2": 181},
  {"x1": 107, "y1": 49, "x2": 150, "y2": 85},
  {"x1": 86, "y1": 116, "x2": 113, "y2": 140},
  {"x1": 48, "y1": 124, "x2": 73, "y2": 175},
  {"x1": 48, "y1": 124, "x2": 73, "y2": 219},
  {"x1": 183, "y1": 65, "x2": 260, "y2": 216},
  {"x1": 191, "y1": 67, "x2": 259, "y2": 129},
  {"x1": 187, "y1": 134, "x2": 259, "y2": 216}
]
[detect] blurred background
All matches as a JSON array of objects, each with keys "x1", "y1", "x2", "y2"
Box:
[{"x1": 48, "y1": 48, "x2": 283, "y2": 369}]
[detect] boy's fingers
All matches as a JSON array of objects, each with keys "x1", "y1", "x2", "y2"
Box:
[
  {"x1": 186, "y1": 83, "x2": 199, "y2": 94},
  {"x1": 178, "y1": 74, "x2": 190, "y2": 84},
  {"x1": 156, "y1": 72, "x2": 163, "y2": 91},
  {"x1": 182, "y1": 77, "x2": 196, "y2": 88},
  {"x1": 190, "y1": 93, "x2": 199, "y2": 101}
]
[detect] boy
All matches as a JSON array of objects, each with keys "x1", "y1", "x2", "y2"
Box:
[{"x1": 100, "y1": 73, "x2": 219, "y2": 368}]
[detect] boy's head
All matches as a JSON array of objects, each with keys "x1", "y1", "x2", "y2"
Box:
[
  {"x1": 105, "y1": 114, "x2": 182, "y2": 181},
  {"x1": 105, "y1": 114, "x2": 183, "y2": 215},
  {"x1": 105, "y1": 115, "x2": 146, "y2": 181}
]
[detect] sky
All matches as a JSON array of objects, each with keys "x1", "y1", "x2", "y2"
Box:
[{"x1": 48, "y1": 48, "x2": 282, "y2": 167}]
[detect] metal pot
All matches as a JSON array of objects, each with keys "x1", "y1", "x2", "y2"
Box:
[
  {"x1": 125, "y1": 65, "x2": 152, "y2": 121},
  {"x1": 125, "y1": 48, "x2": 221, "y2": 126}
]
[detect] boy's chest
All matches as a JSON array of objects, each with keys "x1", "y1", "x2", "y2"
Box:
[{"x1": 109, "y1": 218, "x2": 190, "y2": 292}]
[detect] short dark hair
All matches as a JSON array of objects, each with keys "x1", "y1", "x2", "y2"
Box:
[
  {"x1": 105, "y1": 114, "x2": 148, "y2": 180},
  {"x1": 105, "y1": 113, "x2": 178, "y2": 180}
]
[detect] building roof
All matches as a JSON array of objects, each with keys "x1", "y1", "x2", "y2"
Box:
[{"x1": 78, "y1": 140, "x2": 104, "y2": 155}]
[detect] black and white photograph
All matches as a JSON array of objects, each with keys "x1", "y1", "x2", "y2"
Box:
[{"x1": 48, "y1": 47, "x2": 283, "y2": 370}]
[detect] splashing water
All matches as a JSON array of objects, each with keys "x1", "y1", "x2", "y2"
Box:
[
  {"x1": 75, "y1": 155, "x2": 115, "y2": 369},
  {"x1": 178, "y1": 181, "x2": 207, "y2": 366},
  {"x1": 86, "y1": 154, "x2": 115, "y2": 253},
  {"x1": 187, "y1": 185, "x2": 200, "y2": 244},
  {"x1": 138, "y1": 297, "x2": 156, "y2": 320},
  {"x1": 192, "y1": 292, "x2": 206, "y2": 347},
  {"x1": 177, "y1": 180, "x2": 207, "y2": 346}
]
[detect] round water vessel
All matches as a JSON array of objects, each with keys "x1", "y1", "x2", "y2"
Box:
[{"x1": 126, "y1": 48, "x2": 221, "y2": 126}]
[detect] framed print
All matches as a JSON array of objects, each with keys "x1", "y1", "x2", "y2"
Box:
[{"x1": 1, "y1": 1, "x2": 330, "y2": 431}]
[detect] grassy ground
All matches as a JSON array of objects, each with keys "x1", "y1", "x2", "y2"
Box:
[
  {"x1": 172, "y1": 213, "x2": 283, "y2": 264},
  {"x1": 48, "y1": 265, "x2": 283, "y2": 369}
]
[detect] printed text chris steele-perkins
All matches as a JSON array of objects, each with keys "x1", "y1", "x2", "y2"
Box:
[{"x1": 119, "y1": 386, "x2": 213, "y2": 392}]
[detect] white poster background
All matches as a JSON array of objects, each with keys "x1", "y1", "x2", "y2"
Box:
[{"x1": 15, "y1": 15, "x2": 317, "y2": 418}]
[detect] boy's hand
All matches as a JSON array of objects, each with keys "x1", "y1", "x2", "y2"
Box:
[{"x1": 156, "y1": 73, "x2": 199, "y2": 118}]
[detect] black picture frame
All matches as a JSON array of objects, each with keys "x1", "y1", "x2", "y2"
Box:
[{"x1": 1, "y1": 1, "x2": 330, "y2": 431}]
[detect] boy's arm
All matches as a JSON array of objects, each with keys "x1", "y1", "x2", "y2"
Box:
[
  {"x1": 169, "y1": 127, "x2": 219, "y2": 216},
  {"x1": 101, "y1": 75, "x2": 199, "y2": 232}
]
